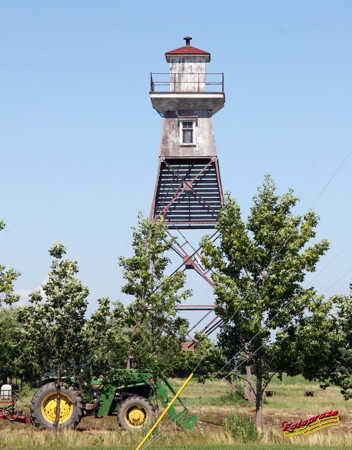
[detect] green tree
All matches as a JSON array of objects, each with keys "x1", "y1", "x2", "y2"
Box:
[
  {"x1": 119, "y1": 215, "x2": 190, "y2": 393},
  {"x1": 0, "y1": 220, "x2": 20, "y2": 383},
  {"x1": 18, "y1": 304, "x2": 49, "y2": 383},
  {"x1": 0, "y1": 220, "x2": 19, "y2": 306},
  {"x1": 278, "y1": 285, "x2": 352, "y2": 399},
  {"x1": 83, "y1": 297, "x2": 130, "y2": 377},
  {"x1": 328, "y1": 288, "x2": 352, "y2": 397},
  {"x1": 201, "y1": 176, "x2": 329, "y2": 429},
  {"x1": 28, "y1": 242, "x2": 89, "y2": 432},
  {"x1": 0, "y1": 308, "x2": 22, "y2": 382},
  {"x1": 0, "y1": 305, "x2": 42, "y2": 384}
]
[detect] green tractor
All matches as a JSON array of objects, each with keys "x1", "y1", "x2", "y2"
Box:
[{"x1": 30, "y1": 369, "x2": 197, "y2": 431}]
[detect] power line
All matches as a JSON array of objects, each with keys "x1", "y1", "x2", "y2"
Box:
[
  {"x1": 322, "y1": 267, "x2": 352, "y2": 295},
  {"x1": 213, "y1": 150, "x2": 352, "y2": 376},
  {"x1": 139, "y1": 150, "x2": 352, "y2": 449},
  {"x1": 309, "y1": 150, "x2": 352, "y2": 210},
  {"x1": 188, "y1": 150, "x2": 352, "y2": 386},
  {"x1": 307, "y1": 240, "x2": 352, "y2": 286}
]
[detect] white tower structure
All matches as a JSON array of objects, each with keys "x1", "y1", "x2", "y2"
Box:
[{"x1": 150, "y1": 37, "x2": 225, "y2": 229}]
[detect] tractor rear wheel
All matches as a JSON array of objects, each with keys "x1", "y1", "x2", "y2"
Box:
[
  {"x1": 117, "y1": 395, "x2": 154, "y2": 430},
  {"x1": 30, "y1": 382, "x2": 83, "y2": 430}
]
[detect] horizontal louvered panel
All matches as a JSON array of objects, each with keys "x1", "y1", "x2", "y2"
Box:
[{"x1": 151, "y1": 158, "x2": 223, "y2": 229}]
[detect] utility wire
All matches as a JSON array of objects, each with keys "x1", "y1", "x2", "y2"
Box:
[
  {"x1": 140, "y1": 409, "x2": 186, "y2": 450},
  {"x1": 220, "y1": 256, "x2": 352, "y2": 383},
  {"x1": 309, "y1": 150, "x2": 352, "y2": 210},
  {"x1": 168, "y1": 149, "x2": 352, "y2": 413},
  {"x1": 195, "y1": 150, "x2": 352, "y2": 375},
  {"x1": 217, "y1": 248, "x2": 352, "y2": 379},
  {"x1": 222, "y1": 264, "x2": 352, "y2": 383},
  {"x1": 321, "y1": 267, "x2": 352, "y2": 295},
  {"x1": 141, "y1": 150, "x2": 352, "y2": 449},
  {"x1": 307, "y1": 240, "x2": 352, "y2": 286}
]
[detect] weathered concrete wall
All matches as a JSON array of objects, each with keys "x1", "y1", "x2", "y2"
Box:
[
  {"x1": 169, "y1": 56, "x2": 206, "y2": 92},
  {"x1": 159, "y1": 116, "x2": 217, "y2": 157}
]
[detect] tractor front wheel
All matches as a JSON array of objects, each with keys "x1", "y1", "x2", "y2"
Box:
[
  {"x1": 30, "y1": 382, "x2": 83, "y2": 430},
  {"x1": 117, "y1": 395, "x2": 154, "y2": 430}
]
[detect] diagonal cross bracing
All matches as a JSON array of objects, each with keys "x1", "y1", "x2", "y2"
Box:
[{"x1": 150, "y1": 157, "x2": 223, "y2": 229}]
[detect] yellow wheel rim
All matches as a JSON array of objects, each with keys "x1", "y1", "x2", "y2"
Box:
[
  {"x1": 41, "y1": 392, "x2": 74, "y2": 424},
  {"x1": 124, "y1": 405, "x2": 148, "y2": 428}
]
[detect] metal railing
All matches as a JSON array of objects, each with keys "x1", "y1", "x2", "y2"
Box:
[{"x1": 150, "y1": 72, "x2": 224, "y2": 93}]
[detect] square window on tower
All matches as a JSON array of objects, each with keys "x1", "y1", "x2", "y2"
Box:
[{"x1": 180, "y1": 120, "x2": 196, "y2": 145}]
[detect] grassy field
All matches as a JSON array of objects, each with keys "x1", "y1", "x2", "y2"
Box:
[{"x1": 0, "y1": 375, "x2": 351, "y2": 449}]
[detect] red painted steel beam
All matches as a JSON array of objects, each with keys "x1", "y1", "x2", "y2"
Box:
[{"x1": 198, "y1": 315, "x2": 219, "y2": 334}]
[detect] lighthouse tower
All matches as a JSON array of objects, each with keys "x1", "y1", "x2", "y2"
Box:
[
  {"x1": 149, "y1": 37, "x2": 226, "y2": 339},
  {"x1": 149, "y1": 37, "x2": 225, "y2": 229}
]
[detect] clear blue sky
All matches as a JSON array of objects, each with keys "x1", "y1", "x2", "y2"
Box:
[{"x1": 1, "y1": 1, "x2": 351, "y2": 318}]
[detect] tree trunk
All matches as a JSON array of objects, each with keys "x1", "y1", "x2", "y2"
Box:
[
  {"x1": 255, "y1": 373, "x2": 263, "y2": 430},
  {"x1": 53, "y1": 366, "x2": 61, "y2": 435},
  {"x1": 245, "y1": 365, "x2": 256, "y2": 402}
]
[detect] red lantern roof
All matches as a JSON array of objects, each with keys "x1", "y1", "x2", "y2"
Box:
[{"x1": 165, "y1": 37, "x2": 211, "y2": 62}]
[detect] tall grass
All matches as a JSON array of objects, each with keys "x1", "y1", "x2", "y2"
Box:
[
  {"x1": 0, "y1": 426, "x2": 232, "y2": 449},
  {"x1": 1, "y1": 375, "x2": 351, "y2": 448},
  {"x1": 1, "y1": 421, "x2": 351, "y2": 449}
]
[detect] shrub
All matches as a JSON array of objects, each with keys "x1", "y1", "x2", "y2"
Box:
[{"x1": 223, "y1": 413, "x2": 259, "y2": 442}]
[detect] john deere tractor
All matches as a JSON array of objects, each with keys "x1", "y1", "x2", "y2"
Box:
[{"x1": 30, "y1": 369, "x2": 197, "y2": 431}]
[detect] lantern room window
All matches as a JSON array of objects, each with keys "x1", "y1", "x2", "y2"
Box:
[{"x1": 180, "y1": 120, "x2": 196, "y2": 145}]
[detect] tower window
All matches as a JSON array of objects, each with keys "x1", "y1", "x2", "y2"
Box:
[{"x1": 181, "y1": 121, "x2": 195, "y2": 144}]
